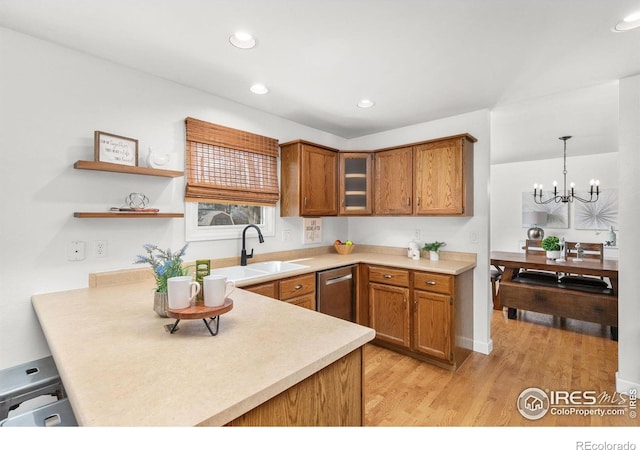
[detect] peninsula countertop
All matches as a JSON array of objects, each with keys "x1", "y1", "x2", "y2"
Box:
[{"x1": 31, "y1": 281, "x2": 375, "y2": 426}]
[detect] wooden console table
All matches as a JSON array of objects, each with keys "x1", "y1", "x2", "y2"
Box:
[{"x1": 490, "y1": 251, "x2": 618, "y2": 339}]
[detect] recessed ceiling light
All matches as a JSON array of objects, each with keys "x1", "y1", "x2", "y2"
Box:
[
  {"x1": 229, "y1": 31, "x2": 256, "y2": 49},
  {"x1": 614, "y1": 11, "x2": 640, "y2": 32},
  {"x1": 357, "y1": 99, "x2": 375, "y2": 108},
  {"x1": 250, "y1": 83, "x2": 269, "y2": 95}
]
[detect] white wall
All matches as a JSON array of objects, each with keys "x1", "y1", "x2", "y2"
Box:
[
  {"x1": 0, "y1": 27, "x2": 350, "y2": 369},
  {"x1": 617, "y1": 75, "x2": 640, "y2": 394},
  {"x1": 491, "y1": 153, "x2": 620, "y2": 252},
  {"x1": 347, "y1": 111, "x2": 493, "y2": 354}
]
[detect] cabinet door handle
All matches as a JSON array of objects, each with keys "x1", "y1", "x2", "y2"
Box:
[
  {"x1": 417, "y1": 197, "x2": 421, "y2": 206},
  {"x1": 403, "y1": 297, "x2": 407, "y2": 306},
  {"x1": 406, "y1": 197, "x2": 411, "y2": 207},
  {"x1": 294, "y1": 284, "x2": 303, "y2": 290},
  {"x1": 383, "y1": 274, "x2": 392, "y2": 279},
  {"x1": 426, "y1": 281, "x2": 437, "y2": 285},
  {"x1": 303, "y1": 197, "x2": 307, "y2": 207},
  {"x1": 413, "y1": 300, "x2": 418, "y2": 312}
]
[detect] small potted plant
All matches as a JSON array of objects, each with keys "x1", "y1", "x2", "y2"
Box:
[
  {"x1": 541, "y1": 236, "x2": 561, "y2": 260},
  {"x1": 423, "y1": 241, "x2": 446, "y2": 261},
  {"x1": 134, "y1": 243, "x2": 190, "y2": 317}
]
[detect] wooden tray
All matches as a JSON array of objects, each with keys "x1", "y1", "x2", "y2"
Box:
[{"x1": 166, "y1": 298, "x2": 233, "y2": 319}]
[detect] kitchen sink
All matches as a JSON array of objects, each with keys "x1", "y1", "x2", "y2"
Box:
[
  {"x1": 248, "y1": 261, "x2": 309, "y2": 274},
  {"x1": 209, "y1": 260, "x2": 310, "y2": 282},
  {"x1": 209, "y1": 266, "x2": 271, "y2": 282}
]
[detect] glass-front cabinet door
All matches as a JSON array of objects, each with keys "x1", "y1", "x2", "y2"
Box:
[{"x1": 339, "y1": 152, "x2": 372, "y2": 215}]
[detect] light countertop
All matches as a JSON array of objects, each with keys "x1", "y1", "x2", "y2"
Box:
[
  {"x1": 88, "y1": 246, "x2": 477, "y2": 289},
  {"x1": 32, "y1": 282, "x2": 375, "y2": 426},
  {"x1": 32, "y1": 247, "x2": 475, "y2": 426},
  {"x1": 217, "y1": 249, "x2": 477, "y2": 288}
]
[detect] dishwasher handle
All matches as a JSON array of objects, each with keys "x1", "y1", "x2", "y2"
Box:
[{"x1": 324, "y1": 273, "x2": 353, "y2": 286}]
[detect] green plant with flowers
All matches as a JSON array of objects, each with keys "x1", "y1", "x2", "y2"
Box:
[{"x1": 134, "y1": 243, "x2": 190, "y2": 293}]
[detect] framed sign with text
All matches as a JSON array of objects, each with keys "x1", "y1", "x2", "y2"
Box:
[{"x1": 94, "y1": 131, "x2": 138, "y2": 166}]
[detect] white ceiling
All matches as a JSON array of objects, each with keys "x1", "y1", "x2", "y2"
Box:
[{"x1": 1, "y1": 0, "x2": 639, "y2": 154}]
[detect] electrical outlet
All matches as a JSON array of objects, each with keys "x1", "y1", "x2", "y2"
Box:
[
  {"x1": 95, "y1": 240, "x2": 107, "y2": 257},
  {"x1": 67, "y1": 241, "x2": 86, "y2": 261},
  {"x1": 282, "y1": 229, "x2": 292, "y2": 241},
  {"x1": 414, "y1": 229, "x2": 421, "y2": 240}
]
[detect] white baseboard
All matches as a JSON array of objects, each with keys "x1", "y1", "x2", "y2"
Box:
[
  {"x1": 616, "y1": 372, "x2": 640, "y2": 394},
  {"x1": 473, "y1": 338, "x2": 493, "y2": 355}
]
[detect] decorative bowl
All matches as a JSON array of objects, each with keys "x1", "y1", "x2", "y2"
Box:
[{"x1": 334, "y1": 243, "x2": 355, "y2": 255}]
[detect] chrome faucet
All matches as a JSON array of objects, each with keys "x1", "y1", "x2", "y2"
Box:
[{"x1": 241, "y1": 224, "x2": 264, "y2": 266}]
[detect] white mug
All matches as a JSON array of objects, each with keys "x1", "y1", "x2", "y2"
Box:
[
  {"x1": 203, "y1": 275, "x2": 235, "y2": 307},
  {"x1": 167, "y1": 276, "x2": 200, "y2": 309}
]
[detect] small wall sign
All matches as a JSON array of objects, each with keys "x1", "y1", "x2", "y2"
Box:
[
  {"x1": 94, "y1": 131, "x2": 138, "y2": 166},
  {"x1": 303, "y1": 218, "x2": 322, "y2": 244}
]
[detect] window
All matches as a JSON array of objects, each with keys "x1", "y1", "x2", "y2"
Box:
[
  {"x1": 183, "y1": 117, "x2": 279, "y2": 241},
  {"x1": 185, "y1": 202, "x2": 275, "y2": 241}
]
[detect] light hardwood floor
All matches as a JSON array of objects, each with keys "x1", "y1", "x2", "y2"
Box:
[{"x1": 364, "y1": 309, "x2": 635, "y2": 426}]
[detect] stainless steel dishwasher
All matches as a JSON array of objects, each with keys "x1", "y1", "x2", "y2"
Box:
[{"x1": 316, "y1": 265, "x2": 355, "y2": 322}]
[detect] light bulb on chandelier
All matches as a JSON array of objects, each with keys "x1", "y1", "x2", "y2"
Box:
[{"x1": 533, "y1": 136, "x2": 600, "y2": 204}]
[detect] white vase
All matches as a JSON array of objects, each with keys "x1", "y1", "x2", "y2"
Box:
[
  {"x1": 147, "y1": 147, "x2": 172, "y2": 169},
  {"x1": 546, "y1": 250, "x2": 561, "y2": 260},
  {"x1": 429, "y1": 251, "x2": 439, "y2": 261}
]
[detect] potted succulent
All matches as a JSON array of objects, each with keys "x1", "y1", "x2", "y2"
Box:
[
  {"x1": 541, "y1": 236, "x2": 561, "y2": 260},
  {"x1": 134, "y1": 243, "x2": 190, "y2": 317},
  {"x1": 423, "y1": 241, "x2": 446, "y2": 261}
]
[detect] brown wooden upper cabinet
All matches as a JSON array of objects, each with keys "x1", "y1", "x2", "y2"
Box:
[
  {"x1": 373, "y1": 147, "x2": 413, "y2": 215},
  {"x1": 279, "y1": 133, "x2": 475, "y2": 217},
  {"x1": 339, "y1": 152, "x2": 373, "y2": 215},
  {"x1": 280, "y1": 140, "x2": 338, "y2": 216},
  {"x1": 413, "y1": 134, "x2": 475, "y2": 216}
]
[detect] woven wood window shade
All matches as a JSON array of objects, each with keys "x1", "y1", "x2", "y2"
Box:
[{"x1": 185, "y1": 117, "x2": 279, "y2": 206}]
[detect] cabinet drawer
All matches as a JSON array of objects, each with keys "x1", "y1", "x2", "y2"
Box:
[
  {"x1": 283, "y1": 293, "x2": 316, "y2": 310},
  {"x1": 279, "y1": 273, "x2": 316, "y2": 300},
  {"x1": 413, "y1": 271, "x2": 453, "y2": 295},
  {"x1": 243, "y1": 282, "x2": 277, "y2": 298},
  {"x1": 368, "y1": 266, "x2": 409, "y2": 287}
]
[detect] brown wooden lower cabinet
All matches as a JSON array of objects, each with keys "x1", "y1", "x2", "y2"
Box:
[
  {"x1": 225, "y1": 347, "x2": 363, "y2": 426},
  {"x1": 242, "y1": 263, "x2": 473, "y2": 371},
  {"x1": 279, "y1": 273, "x2": 316, "y2": 310},
  {"x1": 243, "y1": 273, "x2": 316, "y2": 311},
  {"x1": 369, "y1": 282, "x2": 410, "y2": 348},
  {"x1": 364, "y1": 264, "x2": 473, "y2": 370},
  {"x1": 242, "y1": 281, "x2": 277, "y2": 298},
  {"x1": 283, "y1": 293, "x2": 315, "y2": 309},
  {"x1": 413, "y1": 290, "x2": 452, "y2": 361}
]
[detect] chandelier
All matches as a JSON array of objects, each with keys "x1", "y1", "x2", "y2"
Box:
[{"x1": 533, "y1": 136, "x2": 599, "y2": 204}]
